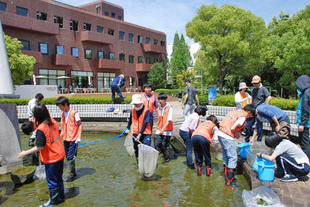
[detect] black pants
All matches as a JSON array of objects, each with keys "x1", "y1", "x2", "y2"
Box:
[
  {"x1": 192, "y1": 135, "x2": 211, "y2": 167},
  {"x1": 155, "y1": 134, "x2": 171, "y2": 159},
  {"x1": 299, "y1": 127, "x2": 310, "y2": 160},
  {"x1": 275, "y1": 153, "x2": 310, "y2": 178}
]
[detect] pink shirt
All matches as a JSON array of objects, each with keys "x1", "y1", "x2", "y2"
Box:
[{"x1": 179, "y1": 112, "x2": 200, "y2": 132}]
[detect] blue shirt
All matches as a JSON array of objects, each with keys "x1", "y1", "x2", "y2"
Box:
[{"x1": 111, "y1": 76, "x2": 124, "y2": 87}]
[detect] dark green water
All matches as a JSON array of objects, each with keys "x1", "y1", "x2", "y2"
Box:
[{"x1": 0, "y1": 133, "x2": 249, "y2": 207}]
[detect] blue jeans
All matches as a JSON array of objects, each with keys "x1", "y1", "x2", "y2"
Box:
[
  {"x1": 45, "y1": 159, "x2": 64, "y2": 191},
  {"x1": 299, "y1": 127, "x2": 310, "y2": 160},
  {"x1": 192, "y1": 135, "x2": 211, "y2": 167},
  {"x1": 179, "y1": 129, "x2": 193, "y2": 165},
  {"x1": 219, "y1": 137, "x2": 237, "y2": 169},
  {"x1": 132, "y1": 134, "x2": 152, "y2": 158},
  {"x1": 111, "y1": 85, "x2": 124, "y2": 103},
  {"x1": 64, "y1": 141, "x2": 78, "y2": 160},
  {"x1": 276, "y1": 153, "x2": 310, "y2": 178},
  {"x1": 245, "y1": 117, "x2": 263, "y2": 142}
]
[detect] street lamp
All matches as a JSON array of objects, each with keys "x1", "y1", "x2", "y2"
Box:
[{"x1": 200, "y1": 57, "x2": 203, "y2": 95}]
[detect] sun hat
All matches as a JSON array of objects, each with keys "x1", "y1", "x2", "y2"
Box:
[
  {"x1": 239, "y1": 82, "x2": 248, "y2": 90},
  {"x1": 119, "y1": 74, "x2": 124, "y2": 79},
  {"x1": 131, "y1": 94, "x2": 143, "y2": 105},
  {"x1": 251, "y1": 75, "x2": 261, "y2": 84}
]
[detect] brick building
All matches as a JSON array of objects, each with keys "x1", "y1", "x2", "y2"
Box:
[{"x1": 0, "y1": 0, "x2": 166, "y2": 91}]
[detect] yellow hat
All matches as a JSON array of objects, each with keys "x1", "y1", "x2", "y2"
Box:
[{"x1": 252, "y1": 75, "x2": 261, "y2": 84}]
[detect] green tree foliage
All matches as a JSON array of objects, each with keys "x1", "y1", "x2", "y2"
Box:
[
  {"x1": 4, "y1": 34, "x2": 35, "y2": 85},
  {"x1": 170, "y1": 32, "x2": 192, "y2": 88},
  {"x1": 147, "y1": 62, "x2": 166, "y2": 90},
  {"x1": 186, "y1": 5, "x2": 267, "y2": 95}
]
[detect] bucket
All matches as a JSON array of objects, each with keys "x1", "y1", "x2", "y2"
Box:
[
  {"x1": 252, "y1": 156, "x2": 262, "y2": 172},
  {"x1": 257, "y1": 158, "x2": 276, "y2": 182},
  {"x1": 237, "y1": 142, "x2": 251, "y2": 159}
]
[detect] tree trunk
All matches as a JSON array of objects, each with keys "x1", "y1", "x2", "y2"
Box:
[{"x1": 217, "y1": 53, "x2": 224, "y2": 95}]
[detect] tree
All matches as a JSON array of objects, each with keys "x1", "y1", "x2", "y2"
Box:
[
  {"x1": 186, "y1": 5, "x2": 267, "y2": 94},
  {"x1": 147, "y1": 62, "x2": 166, "y2": 90},
  {"x1": 4, "y1": 34, "x2": 36, "y2": 85}
]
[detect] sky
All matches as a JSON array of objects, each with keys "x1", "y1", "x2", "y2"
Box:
[{"x1": 56, "y1": 0, "x2": 310, "y2": 45}]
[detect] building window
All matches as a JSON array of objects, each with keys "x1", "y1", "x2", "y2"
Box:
[
  {"x1": 145, "y1": 37, "x2": 150, "y2": 44},
  {"x1": 109, "y1": 52, "x2": 115, "y2": 60},
  {"x1": 146, "y1": 57, "x2": 151, "y2": 64},
  {"x1": 54, "y1": 16, "x2": 63, "y2": 28},
  {"x1": 119, "y1": 53, "x2": 125, "y2": 62},
  {"x1": 70, "y1": 20, "x2": 78, "y2": 31},
  {"x1": 104, "y1": 11, "x2": 109, "y2": 16},
  {"x1": 97, "y1": 26, "x2": 104, "y2": 33},
  {"x1": 154, "y1": 58, "x2": 158, "y2": 63},
  {"x1": 0, "y1": 2, "x2": 6, "y2": 11},
  {"x1": 98, "y1": 51, "x2": 104, "y2": 59},
  {"x1": 39, "y1": 43, "x2": 48, "y2": 55},
  {"x1": 108, "y1": 29, "x2": 114, "y2": 36},
  {"x1": 128, "y1": 33, "x2": 134, "y2": 43},
  {"x1": 97, "y1": 72, "x2": 115, "y2": 90},
  {"x1": 56, "y1": 45, "x2": 64, "y2": 55},
  {"x1": 37, "y1": 11, "x2": 47, "y2": 20},
  {"x1": 71, "y1": 47, "x2": 79, "y2": 58},
  {"x1": 129, "y1": 76, "x2": 134, "y2": 86},
  {"x1": 129, "y1": 55, "x2": 134, "y2": 64},
  {"x1": 39, "y1": 69, "x2": 65, "y2": 87},
  {"x1": 20, "y1": 40, "x2": 30, "y2": 50},
  {"x1": 161, "y1": 41, "x2": 165, "y2": 46},
  {"x1": 154, "y1": 39, "x2": 158, "y2": 45},
  {"x1": 96, "y1": 5, "x2": 101, "y2": 14},
  {"x1": 16, "y1": 6, "x2": 28, "y2": 16},
  {"x1": 138, "y1": 56, "x2": 143, "y2": 63},
  {"x1": 85, "y1": 49, "x2": 92, "y2": 59},
  {"x1": 84, "y1": 23, "x2": 91, "y2": 31},
  {"x1": 138, "y1": 35, "x2": 143, "y2": 44},
  {"x1": 111, "y1": 12, "x2": 115, "y2": 18},
  {"x1": 119, "y1": 31, "x2": 125, "y2": 40},
  {"x1": 117, "y1": 16, "x2": 122, "y2": 20}
]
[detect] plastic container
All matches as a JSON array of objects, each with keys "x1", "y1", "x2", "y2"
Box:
[
  {"x1": 257, "y1": 158, "x2": 276, "y2": 182},
  {"x1": 237, "y1": 142, "x2": 251, "y2": 159},
  {"x1": 252, "y1": 156, "x2": 262, "y2": 172}
]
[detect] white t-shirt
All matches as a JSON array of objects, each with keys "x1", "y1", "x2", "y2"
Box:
[
  {"x1": 217, "y1": 117, "x2": 246, "y2": 140},
  {"x1": 27, "y1": 98, "x2": 37, "y2": 118},
  {"x1": 180, "y1": 112, "x2": 200, "y2": 132},
  {"x1": 155, "y1": 103, "x2": 173, "y2": 136},
  {"x1": 63, "y1": 108, "x2": 81, "y2": 124},
  {"x1": 235, "y1": 91, "x2": 251, "y2": 109}
]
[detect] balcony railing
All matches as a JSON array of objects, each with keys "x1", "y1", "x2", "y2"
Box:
[
  {"x1": 0, "y1": 12, "x2": 58, "y2": 35},
  {"x1": 143, "y1": 44, "x2": 166, "y2": 54},
  {"x1": 136, "y1": 63, "x2": 152, "y2": 72},
  {"x1": 98, "y1": 59, "x2": 123, "y2": 69},
  {"x1": 54, "y1": 54, "x2": 74, "y2": 66},
  {"x1": 22, "y1": 50, "x2": 43, "y2": 63},
  {"x1": 80, "y1": 31, "x2": 113, "y2": 44}
]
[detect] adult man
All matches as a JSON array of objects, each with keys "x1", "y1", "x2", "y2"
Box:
[
  {"x1": 182, "y1": 79, "x2": 199, "y2": 118},
  {"x1": 296, "y1": 75, "x2": 310, "y2": 160},
  {"x1": 244, "y1": 75, "x2": 272, "y2": 142},
  {"x1": 244, "y1": 104, "x2": 290, "y2": 146},
  {"x1": 27, "y1": 93, "x2": 44, "y2": 119},
  {"x1": 111, "y1": 74, "x2": 125, "y2": 104}
]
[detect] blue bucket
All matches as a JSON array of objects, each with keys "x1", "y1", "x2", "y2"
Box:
[
  {"x1": 258, "y1": 158, "x2": 276, "y2": 182},
  {"x1": 237, "y1": 142, "x2": 251, "y2": 159},
  {"x1": 253, "y1": 156, "x2": 262, "y2": 172}
]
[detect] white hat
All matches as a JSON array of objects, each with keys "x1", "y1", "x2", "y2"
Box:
[
  {"x1": 131, "y1": 94, "x2": 143, "y2": 105},
  {"x1": 239, "y1": 82, "x2": 248, "y2": 90},
  {"x1": 119, "y1": 74, "x2": 124, "y2": 79}
]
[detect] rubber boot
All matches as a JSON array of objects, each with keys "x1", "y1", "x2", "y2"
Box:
[
  {"x1": 206, "y1": 167, "x2": 212, "y2": 176},
  {"x1": 225, "y1": 168, "x2": 239, "y2": 187},
  {"x1": 188, "y1": 163, "x2": 195, "y2": 170},
  {"x1": 196, "y1": 166, "x2": 202, "y2": 176},
  {"x1": 40, "y1": 188, "x2": 64, "y2": 207},
  {"x1": 65, "y1": 160, "x2": 76, "y2": 182},
  {"x1": 162, "y1": 148, "x2": 170, "y2": 163}
]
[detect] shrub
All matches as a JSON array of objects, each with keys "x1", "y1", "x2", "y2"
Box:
[
  {"x1": 211, "y1": 95, "x2": 235, "y2": 107},
  {"x1": 155, "y1": 89, "x2": 183, "y2": 96},
  {"x1": 197, "y1": 95, "x2": 209, "y2": 105}
]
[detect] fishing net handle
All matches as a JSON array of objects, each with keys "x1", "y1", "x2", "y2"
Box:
[{"x1": 128, "y1": 133, "x2": 142, "y2": 145}]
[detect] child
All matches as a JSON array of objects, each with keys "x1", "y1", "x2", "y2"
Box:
[
  {"x1": 217, "y1": 109, "x2": 252, "y2": 187},
  {"x1": 179, "y1": 105, "x2": 208, "y2": 169},
  {"x1": 56, "y1": 96, "x2": 82, "y2": 182},
  {"x1": 191, "y1": 115, "x2": 219, "y2": 176},
  {"x1": 257, "y1": 133, "x2": 310, "y2": 182},
  {"x1": 141, "y1": 83, "x2": 158, "y2": 128},
  {"x1": 18, "y1": 104, "x2": 65, "y2": 207},
  {"x1": 21, "y1": 120, "x2": 39, "y2": 165},
  {"x1": 155, "y1": 93, "x2": 173, "y2": 163},
  {"x1": 126, "y1": 94, "x2": 152, "y2": 160}
]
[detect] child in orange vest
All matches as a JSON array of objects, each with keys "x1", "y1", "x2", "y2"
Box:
[
  {"x1": 18, "y1": 104, "x2": 65, "y2": 207},
  {"x1": 191, "y1": 115, "x2": 219, "y2": 176},
  {"x1": 155, "y1": 93, "x2": 173, "y2": 163},
  {"x1": 56, "y1": 96, "x2": 82, "y2": 182},
  {"x1": 217, "y1": 109, "x2": 252, "y2": 187},
  {"x1": 141, "y1": 83, "x2": 158, "y2": 128}
]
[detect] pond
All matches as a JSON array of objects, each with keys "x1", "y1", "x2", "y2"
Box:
[{"x1": 0, "y1": 133, "x2": 249, "y2": 207}]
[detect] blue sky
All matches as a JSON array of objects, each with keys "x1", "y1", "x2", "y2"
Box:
[{"x1": 56, "y1": 0, "x2": 310, "y2": 45}]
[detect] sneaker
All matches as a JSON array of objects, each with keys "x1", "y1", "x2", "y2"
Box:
[{"x1": 280, "y1": 174, "x2": 298, "y2": 182}]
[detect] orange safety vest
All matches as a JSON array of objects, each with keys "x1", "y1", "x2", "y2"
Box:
[
  {"x1": 132, "y1": 107, "x2": 152, "y2": 135},
  {"x1": 156, "y1": 105, "x2": 173, "y2": 131},
  {"x1": 192, "y1": 121, "x2": 216, "y2": 143},
  {"x1": 61, "y1": 109, "x2": 80, "y2": 142},
  {"x1": 219, "y1": 110, "x2": 248, "y2": 138},
  {"x1": 141, "y1": 93, "x2": 156, "y2": 113},
  {"x1": 37, "y1": 118, "x2": 65, "y2": 164}
]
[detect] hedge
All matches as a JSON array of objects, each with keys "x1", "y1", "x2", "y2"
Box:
[
  {"x1": 155, "y1": 89, "x2": 184, "y2": 96},
  {"x1": 0, "y1": 97, "x2": 132, "y2": 105},
  {"x1": 211, "y1": 95, "x2": 299, "y2": 111}
]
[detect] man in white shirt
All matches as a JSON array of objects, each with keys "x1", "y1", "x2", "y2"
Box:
[{"x1": 27, "y1": 93, "x2": 44, "y2": 119}]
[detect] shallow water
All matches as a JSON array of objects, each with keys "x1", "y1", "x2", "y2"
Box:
[{"x1": 0, "y1": 133, "x2": 249, "y2": 207}]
